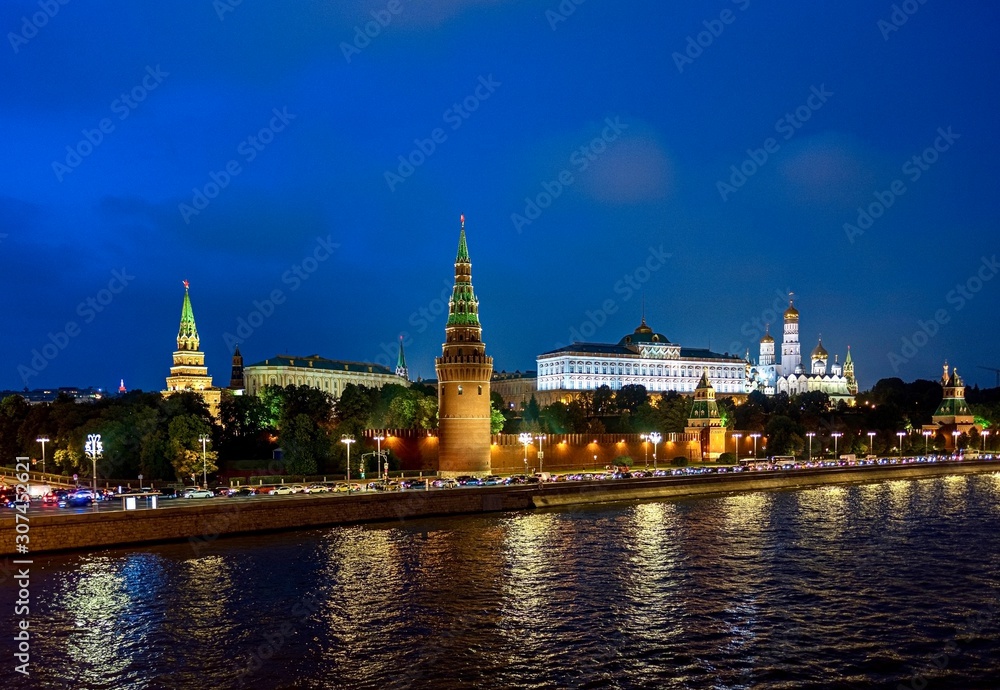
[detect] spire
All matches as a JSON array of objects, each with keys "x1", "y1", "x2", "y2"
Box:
[
  {"x1": 395, "y1": 335, "x2": 409, "y2": 380},
  {"x1": 118, "y1": 378, "x2": 126, "y2": 394},
  {"x1": 177, "y1": 280, "x2": 200, "y2": 351},
  {"x1": 446, "y1": 214, "x2": 481, "y2": 330}
]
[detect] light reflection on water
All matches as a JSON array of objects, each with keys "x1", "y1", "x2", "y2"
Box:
[{"x1": 4, "y1": 474, "x2": 1000, "y2": 689}]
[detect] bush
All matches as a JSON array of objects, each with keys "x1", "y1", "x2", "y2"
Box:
[
  {"x1": 718, "y1": 452, "x2": 736, "y2": 465},
  {"x1": 671, "y1": 456, "x2": 688, "y2": 467},
  {"x1": 613, "y1": 455, "x2": 633, "y2": 467}
]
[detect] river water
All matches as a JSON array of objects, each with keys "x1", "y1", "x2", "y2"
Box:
[{"x1": 4, "y1": 474, "x2": 1000, "y2": 689}]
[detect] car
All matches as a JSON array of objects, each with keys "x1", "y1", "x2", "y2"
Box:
[
  {"x1": 213, "y1": 486, "x2": 234, "y2": 496},
  {"x1": 231, "y1": 486, "x2": 257, "y2": 496},
  {"x1": 63, "y1": 489, "x2": 95, "y2": 507},
  {"x1": 183, "y1": 488, "x2": 214, "y2": 499},
  {"x1": 433, "y1": 478, "x2": 458, "y2": 489},
  {"x1": 158, "y1": 487, "x2": 183, "y2": 499},
  {"x1": 306, "y1": 484, "x2": 330, "y2": 493},
  {"x1": 287, "y1": 484, "x2": 307, "y2": 494},
  {"x1": 272, "y1": 485, "x2": 296, "y2": 495}
]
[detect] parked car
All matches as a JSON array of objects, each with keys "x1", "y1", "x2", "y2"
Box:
[
  {"x1": 272, "y1": 485, "x2": 296, "y2": 495},
  {"x1": 183, "y1": 488, "x2": 214, "y2": 499},
  {"x1": 231, "y1": 486, "x2": 257, "y2": 496},
  {"x1": 63, "y1": 489, "x2": 95, "y2": 507},
  {"x1": 213, "y1": 486, "x2": 234, "y2": 496},
  {"x1": 306, "y1": 484, "x2": 331, "y2": 493}
]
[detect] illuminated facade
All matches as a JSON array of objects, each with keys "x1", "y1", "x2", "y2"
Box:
[
  {"x1": 536, "y1": 318, "x2": 748, "y2": 397},
  {"x1": 685, "y1": 370, "x2": 727, "y2": 460},
  {"x1": 243, "y1": 354, "x2": 404, "y2": 399},
  {"x1": 923, "y1": 362, "x2": 979, "y2": 448},
  {"x1": 163, "y1": 281, "x2": 222, "y2": 416},
  {"x1": 435, "y1": 216, "x2": 494, "y2": 476},
  {"x1": 748, "y1": 298, "x2": 856, "y2": 403}
]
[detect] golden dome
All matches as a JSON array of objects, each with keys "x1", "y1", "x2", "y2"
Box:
[
  {"x1": 634, "y1": 317, "x2": 653, "y2": 335},
  {"x1": 760, "y1": 324, "x2": 774, "y2": 344},
  {"x1": 784, "y1": 299, "x2": 799, "y2": 321},
  {"x1": 811, "y1": 338, "x2": 828, "y2": 359}
]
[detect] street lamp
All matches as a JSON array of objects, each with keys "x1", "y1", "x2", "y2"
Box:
[
  {"x1": 36, "y1": 436, "x2": 49, "y2": 474},
  {"x1": 982, "y1": 430, "x2": 990, "y2": 453},
  {"x1": 750, "y1": 433, "x2": 761, "y2": 459},
  {"x1": 535, "y1": 434, "x2": 546, "y2": 475},
  {"x1": 198, "y1": 434, "x2": 210, "y2": 488},
  {"x1": 923, "y1": 430, "x2": 932, "y2": 456},
  {"x1": 806, "y1": 432, "x2": 815, "y2": 461},
  {"x1": 640, "y1": 433, "x2": 649, "y2": 469},
  {"x1": 733, "y1": 433, "x2": 742, "y2": 460},
  {"x1": 897, "y1": 431, "x2": 905, "y2": 459},
  {"x1": 374, "y1": 433, "x2": 385, "y2": 482},
  {"x1": 831, "y1": 432, "x2": 843, "y2": 459},
  {"x1": 519, "y1": 432, "x2": 532, "y2": 474},
  {"x1": 341, "y1": 435, "x2": 356, "y2": 490},
  {"x1": 952, "y1": 430, "x2": 960, "y2": 453},
  {"x1": 649, "y1": 432, "x2": 661, "y2": 471},
  {"x1": 84, "y1": 433, "x2": 102, "y2": 507}
]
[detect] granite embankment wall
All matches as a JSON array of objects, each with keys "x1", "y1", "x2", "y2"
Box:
[{"x1": 3, "y1": 460, "x2": 998, "y2": 556}]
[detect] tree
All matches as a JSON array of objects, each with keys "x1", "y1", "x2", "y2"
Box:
[
  {"x1": 282, "y1": 413, "x2": 320, "y2": 475},
  {"x1": 765, "y1": 415, "x2": 804, "y2": 457},
  {"x1": 593, "y1": 385, "x2": 614, "y2": 415},
  {"x1": 490, "y1": 402, "x2": 505, "y2": 434},
  {"x1": 167, "y1": 415, "x2": 217, "y2": 482},
  {"x1": 615, "y1": 384, "x2": 648, "y2": 414}
]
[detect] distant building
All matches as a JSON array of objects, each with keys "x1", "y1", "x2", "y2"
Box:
[
  {"x1": 162, "y1": 281, "x2": 221, "y2": 417},
  {"x1": 491, "y1": 370, "x2": 537, "y2": 409},
  {"x1": 923, "y1": 362, "x2": 980, "y2": 449},
  {"x1": 228, "y1": 345, "x2": 245, "y2": 393},
  {"x1": 0, "y1": 387, "x2": 105, "y2": 404},
  {"x1": 536, "y1": 317, "x2": 748, "y2": 399},
  {"x1": 748, "y1": 298, "x2": 857, "y2": 403},
  {"x1": 243, "y1": 354, "x2": 405, "y2": 399}
]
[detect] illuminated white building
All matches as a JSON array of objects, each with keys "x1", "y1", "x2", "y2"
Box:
[
  {"x1": 243, "y1": 354, "x2": 407, "y2": 399},
  {"x1": 748, "y1": 299, "x2": 857, "y2": 402},
  {"x1": 536, "y1": 318, "x2": 748, "y2": 397}
]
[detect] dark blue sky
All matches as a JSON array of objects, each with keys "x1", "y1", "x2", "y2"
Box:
[{"x1": 3, "y1": 0, "x2": 999, "y2": 393}]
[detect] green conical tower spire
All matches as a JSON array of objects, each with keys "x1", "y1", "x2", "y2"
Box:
[
  {"x1": 177, "y1": 280, "x2": 200, "y2": 351},
  {"x1": 446, "y1": 214, "x2": 481, "y2": 329},
  {"x1": 395, "y1": 335, "x2": 409, "y2": 380},
  {"x1": 688, "y1": 369, "x2": 720, "y2": 421}
]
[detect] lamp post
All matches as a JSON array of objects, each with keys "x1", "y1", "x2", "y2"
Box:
[
  {"x1": 750, "y1": 433, "x2": 760, "y2": 460},
  {"x1": 649, "y1": 431, "x2": 661, "y2": 472},
  {"x1": 982, "y1": 430, "x2": 990, "y2": 453},
  {"x1": 640, "y1": 434, "x2": 649, "y2": 469},
  {"x1": 341, "y1": 435, "x2": 355, "y2": 491},
  {"x1": 198, "y1": 434, "x2": 210, "y2": 488},
  {"x1": 374, "y1": 433, "x2": 385, "y2": 483},
  {"x1": 36, "y1": 436, "x2": 49, "y2": 474},
  {"x1": 519, "y1": 433, "x2": 532, "y2": 475},
  {"x1": 806, "y1": 432, "x2": 815, "y2": 461},
  {"x1": 535, "y1": 434, "x2": 546, "y2": 475},
  {"x1": 84, "y1": 433, "x2": 102, "y2": 508},
  {"x1": 896, "y1": 431, "x2": 905, "y2": 460},
  {"x1": 733, "y1": 433, "x2": 742, "y2": 460},
  {"x1": 952, "y1": 430, "x2": 961, "y2": 453},
  {"x1": 923, "y1": 430, "x2": 932, "y2": 456},
  {"x1": 867, "y1": 431, "x2": 876, "y2": 458},
  {"x1": 831, "y1": 432, "x2": 842, "y2": 460}
]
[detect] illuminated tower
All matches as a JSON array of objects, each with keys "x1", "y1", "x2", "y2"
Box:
[
  {"x1": 685, "y1": 370, "x2": 727, "y2": 460},
  {"x1": 396, "y1": 335, "x2": 409, "y2": 381},
  {"x1": 780, "y1": 297, "x2": 801, "y2": 376},
  {"x1": 844, "y1": 346, "x2": 858, "y2": 395},
  {"x1": 810, "y1": 337, "x2": 828, "y2": 375},
  {"x1": 163, "y1": 280, "x2": 221, "y2": 416},
  {"x1": 435, "y1": 215, "x2": 494, "y2": 476}
]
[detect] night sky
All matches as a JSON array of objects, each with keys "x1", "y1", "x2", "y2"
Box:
[{"x1": 3, "y1": 0, "x2": 999, "y2": 394}]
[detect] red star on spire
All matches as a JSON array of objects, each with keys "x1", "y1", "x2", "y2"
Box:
[{"x1": 183, "y1": 279, "x2": 190, "y2": 289}]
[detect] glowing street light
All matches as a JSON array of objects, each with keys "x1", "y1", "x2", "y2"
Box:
[
  {"x1": 341, "y1": 435, "x2": 356, "y2": 491},
  {"x1": 84, "y1": 433, "x2": 102, "y2": 507},
  {"x1": 518, "y1": 432, "x2": 533, "y2": 475},
  {"x1": 831, "y1": 432, "x2": 843, "y2": 459},
  {"x1": 952, "y1": 430, "x2": 961, "y2": 452},
  {"x1": 198, "y1": 434, "x2": 210, "y2": 488},
  {"x1": 733, "y1": 433, "x2": 743, "y2": 460},
  {"x1": 806, "y1": 432, "x2": 815, "y2": 461},
  {"x1": 640, "y1": 433, "x2": 649, "y2": 469},
  {"x1": 896, "y1": 431, "x2": 905, "y2": 459},
  {"x1": 923, "y1": 430, "x2": 932, "y2": 456},
  {"x1": 36, "y1": 436, "x2": 49, "y2": 474},
  {"x1": 750, "y1": 433, "x2": 761, "y2": 460},
  {"x1": 982, "y1": 430, "x2": 990, "y2": 453},
  {"x1": 373, "y1": 433, "x2": 385, "y2": 482},
  {"x1": 535, "y1": 434, "x2": 546, "y2": 474},
  {"x1": 867, "y1": 431, "x2": 876, "y2": 458},
  {"x1": 648, "y1": 431, "x2": 662, "y2": 471}
]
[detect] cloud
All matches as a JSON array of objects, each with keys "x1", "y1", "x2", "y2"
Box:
[
  {"x1": 581, "y1": 134, "x2": 675, "y2": 204},
  {"x1": 777, "y1": 133, "x2": 879, "y2": 206}
]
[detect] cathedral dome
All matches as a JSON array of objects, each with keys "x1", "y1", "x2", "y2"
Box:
[
  {"x1": 811, "y1": 338, "x2": 828, "y2": 359},
  {"x1": 760, "y1": 325, "x2": 774, "y2": 344},
  {"x1": 634, "y1": 317, "x2": 653, "y2": 335},
  {"x1": 784, "y1": 300, "x2": 799, "y2": 321}
]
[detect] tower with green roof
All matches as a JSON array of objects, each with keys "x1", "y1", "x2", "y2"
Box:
[
  {"x1": 395, "y1": 335, "x2": 409, "y2": 380},
  {"x1": 163, "y1": 280, "x2": 221, "y2": 417},
  {"x1": 685, "y1": 369, "x2": 727, "y2": 460},
  {"x1": 435, "y1": 215, "x2": 494, "y2": 475}
]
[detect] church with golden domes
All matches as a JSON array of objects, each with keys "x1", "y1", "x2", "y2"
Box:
[{"x1": 748, "y1": 297, "x2": 857, "y2": 403}]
